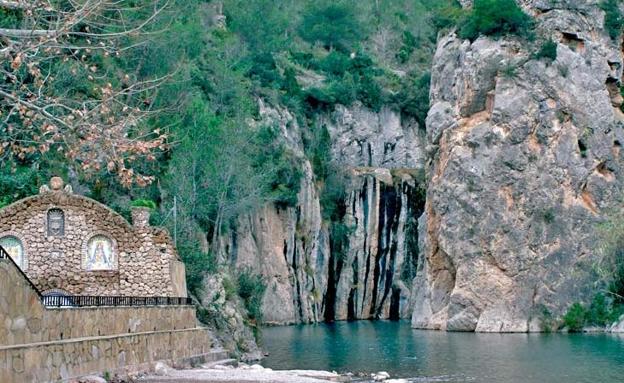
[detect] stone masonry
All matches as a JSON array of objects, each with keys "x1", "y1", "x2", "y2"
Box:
[
  {"x1": 0, "y1": 177, "x2": 187, "y2": 297},
  {"x1": 0, "y1": 257, "x2": 214, "y2": 383}
]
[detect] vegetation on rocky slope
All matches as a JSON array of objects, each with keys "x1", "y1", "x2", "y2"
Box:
[
  {"x1": 0, "y1": 0, "x2": 449, "y2": 303},
  {"x1": 2, "y1": 0, "x2": 624, "y2": 335}
]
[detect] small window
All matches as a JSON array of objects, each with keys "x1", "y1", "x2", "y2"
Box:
[
  {"x1": 0, "y1": 236, "x2": 25, "y2": 269},
  {"x1": 47, "y1": 208, "x2": 65, "y2": 236}
]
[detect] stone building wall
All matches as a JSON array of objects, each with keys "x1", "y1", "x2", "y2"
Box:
[
  {"x1": 0, "y1": 177, "x2": 187, "y2": 297},
  {"x1": 0, "y1": 257, "x2": 212, "y2": 383}
]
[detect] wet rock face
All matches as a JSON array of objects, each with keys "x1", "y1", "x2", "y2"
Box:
[
  {"x1": 413, "y1": 1, "x2": 624, "y2": 332},
  {"x1": 322, "y1": 104, "x2": 424, "y2": 168},
  {"x1": 218, "y1": 103, "x2": 427, "y2": 324},
  {"x1": 329, "y1": 170, "x2": 424, "y2": 321}
]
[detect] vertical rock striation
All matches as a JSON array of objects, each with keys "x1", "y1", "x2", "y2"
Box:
[
  {"x1": 412, "y1": 0, "x2": 624, "y2": 332},
  {"x1": 218, "y1": 102, "x2": 427, "y2": 324}
]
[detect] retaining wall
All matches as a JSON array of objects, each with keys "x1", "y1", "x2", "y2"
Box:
[{"x1": 0, "y1": 259, "x2": 214, "y2": 382}]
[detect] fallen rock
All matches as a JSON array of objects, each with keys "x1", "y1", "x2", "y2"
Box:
[
  {"x1": 154, "y1": 362, "x2": 172, "y2": 376},
  {"x1": 76, "y1": 376, "x2": 107, "y2": 383},
  {"x1": 373, "y1": 371, "x2": 390, "y2": 381}
]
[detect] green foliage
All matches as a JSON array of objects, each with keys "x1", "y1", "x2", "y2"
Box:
[
  {"x1": 300, "y1": 52, "x2": 386, "y2": 111},
  {"x1": 396, "y1": 31, "x2": 418, "y2": 64},
  {"x1": 563, "y1": 294, "x2": 623, "y2": 332},
  {"x1": 429, "y1": 0, "x2": 464, "y2": 32},
  {"x1": 537, "y1": 306, "x2": 556, "y2": 333},
  {"x1": 596, "y1": 208, "x2": 624, "y2": 302},
  {"x1": 306, "y1": 124, "x2": 333, "y2": 180},
  {"x1": 534, "y1": 40, "x2": 558, "y2": 62},
  {"x1": 299, "y1": 1, "x2": 365, "y2": 51},
  {"x1": 458, "y1": 0, "x2": 534, "y2": 41},
  {"x1": 0, "y1": 166, "x2": 44, "y2": 208},
  {"x1": 236, "y1": 269, "x2": 267, "y2": 322},
  {"x1": 393, "y1": 72, "x2": 431, "y2": 129},
  {"x1": 130, "y1": 199, "x2": 157, "y2": 209},
  {"x1": 600, "y1": 0, "x2": 623, "y2": 41},
  {"x1": 0, "y1": 7, "x2": 22, "y2": 28},
  {"x1": 543, "y1": 208, "x2": 555, "y2": 223},
  {"x1": 223, "y1": 276, "x2": 237, "y2": 301},
  {"x1": 587, "y1": 293, "x2": 621, "y2": 326},
  {"x1": 181, "y1": 250, "x2": 218, "y2": 297},
  {"x1": 563, "y1": 302, "x2": 588, "y2": 332},
  {"x1": 255, "y1": 125, "x2": 303, "y2": 207}
]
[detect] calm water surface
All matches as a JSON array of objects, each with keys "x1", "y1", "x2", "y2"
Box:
[{"x1": 260, "y1": 321, "x2": 624, "y2": 382}]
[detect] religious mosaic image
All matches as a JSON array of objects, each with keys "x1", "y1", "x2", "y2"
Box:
[
  {"x1": 84, "y1": 235, "x2": 115, "y2": 271},
  {"x1": 0, "y1": 236, "x2": 25, "y2": 269},
  {"x1": 47, "y1": 208, "x2": 65, "y2": 236}
]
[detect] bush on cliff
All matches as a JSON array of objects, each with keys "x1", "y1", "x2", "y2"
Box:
[
  {"x1": 563, "y1": 303, "x2": 588, "y2": 332},
  {"x1": 533, "y1": 40, "x2": 558, "y2": 62},
  {"x1": 563, "y1": 294, "x2": 623, "y2": 332},
  {"x1": 458, "y1": 0, "x2": 534, "y2": 41},
  {"x1": 600, "y1": 0, "x2": 623, "y2": 41},
  {"x1": 298, "y1": 1, "x2": 365, "y2": 52},
  {"x1": 237, "y1": 269, "x2": 267, "y2": 323}
]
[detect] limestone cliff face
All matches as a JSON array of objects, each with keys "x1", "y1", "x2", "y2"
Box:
[
  {"x1": 412, "y1": 0, "x2": 624, "y2": 332},
  {"x1": 218, "y1": 102, "x2": 426, "y2": 324}
]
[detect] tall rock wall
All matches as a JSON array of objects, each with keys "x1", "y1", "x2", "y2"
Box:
[
  {"x1": 218, "y1": 102, "x2": 426, "y2": 324},
  {"x1": 412, "y1": 0, "x2": 624, "y2": 332}
]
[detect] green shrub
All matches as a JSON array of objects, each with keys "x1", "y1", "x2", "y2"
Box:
[
  {"x1": 563, "y1": 294, "x2": 623, "y2": 332},
  {"x1": 0, "y1": 165, "x2": 44, "y2": 206},
  {"x1": 307, "y1": 124, "x2": 333, "y2": 181},
  {"x1": 458, "y1": 0, "x2": 534, "y2": 41},
  {"x1": 537, "y1": 306, "x2": 556, "y2": 333},
  {"x1": 499, "y1": 63, "x2": 517, "y2": 78},
  {"x1": 534, "y1": 40, "x2": 558, "y2": 62},
  {"x1": 596, "y1": 208, "x2": 624, "y2": 302},
  {"x1": 394, "y1": 72, "x2": 431, "y2": 130},
  {"x1": 298, "y1": 1, "x2": 365, "y2": 51},
  {"x1": 222, "y1": 276, "x2": 237, "y2": 301},
  {"x1": 254, "y1": 125, "x2": 303, "y2": 208},
  {"x1": 181, "y1": 250, "x2": 217, "y2": 297},
  {"x1": 247, "y1": 53, "x2": 281, "y2": 88},
  {"x1": 563, "y1": 302, "x2": 588, "y2": 332},
  {"x1": 543, "y1": 208, "x2": 555, "y2": 223},
  {"x1": 586, "y1": 293, "x2": 622, "y2": 326},
  {"x1": 317, "y1": 51, "x2": 351, "y2": 75},
  {"x1": 430, "y1": 0, "x2": 464, "y2": 32},
  {"x1": 130, "y1": 199, "x2": 157, "y2": 209},
  {"x1": 236, "y1": 268, "x2": 266, "y2": 322},
  {"x1": 396, "y1": 30, "x2": 418, "y2": 63},
  {"x1": 600, "y1": 0, "x2": 623, "y2": 41}
]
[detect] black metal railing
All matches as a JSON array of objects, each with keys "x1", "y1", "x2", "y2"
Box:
[
  {"x1": 41, "y1": 295, "x2": 192, "y2": 307},
  {"x1": 1, "y1": 245, "x2": 192, "y2": 308}
]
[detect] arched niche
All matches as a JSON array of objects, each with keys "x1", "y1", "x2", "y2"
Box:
[
  {"x1": 0, "y1": 235, "x2": 26, "y2": 270},
  {"x1": 47, "y1": 208, "x2": 65, "y2": 236}
]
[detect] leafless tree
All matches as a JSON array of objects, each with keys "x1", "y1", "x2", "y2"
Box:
[{"x1": 0, "y1": 0, "x2": 172, "y2": 186}]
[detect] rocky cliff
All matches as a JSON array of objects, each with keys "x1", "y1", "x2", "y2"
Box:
[
  {"x1": 412, "y1": 0, "x2": 624, "y2": 332},
  {"x1": 217, "y1": 102, "x2": 426, "y2": 324}
]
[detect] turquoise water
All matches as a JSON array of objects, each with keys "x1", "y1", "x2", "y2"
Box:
[{"x1": 260, "y1": 321, "x2": 624, "y2": 382}]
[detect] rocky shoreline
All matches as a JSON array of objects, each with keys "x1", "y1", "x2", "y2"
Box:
[{"x1": 130, "y1": 362, "x2": 408, "y2": 383}]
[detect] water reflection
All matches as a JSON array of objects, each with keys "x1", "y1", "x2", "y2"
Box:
[{"x1": 260, "y1": 321, "x2": 624, "y2": 383}]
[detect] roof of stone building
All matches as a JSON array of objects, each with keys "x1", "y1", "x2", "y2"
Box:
[{"x1": 0, "y1": 176, "x2": 179, "y2": 256}]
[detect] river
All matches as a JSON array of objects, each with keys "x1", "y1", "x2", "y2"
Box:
[{"x1": 260, "y1": 320, "x2": 624, "y2": 382}]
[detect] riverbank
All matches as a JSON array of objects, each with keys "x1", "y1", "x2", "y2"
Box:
[{"x1": 138, "y1": 363, "x2": 404, "y2": 383}]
